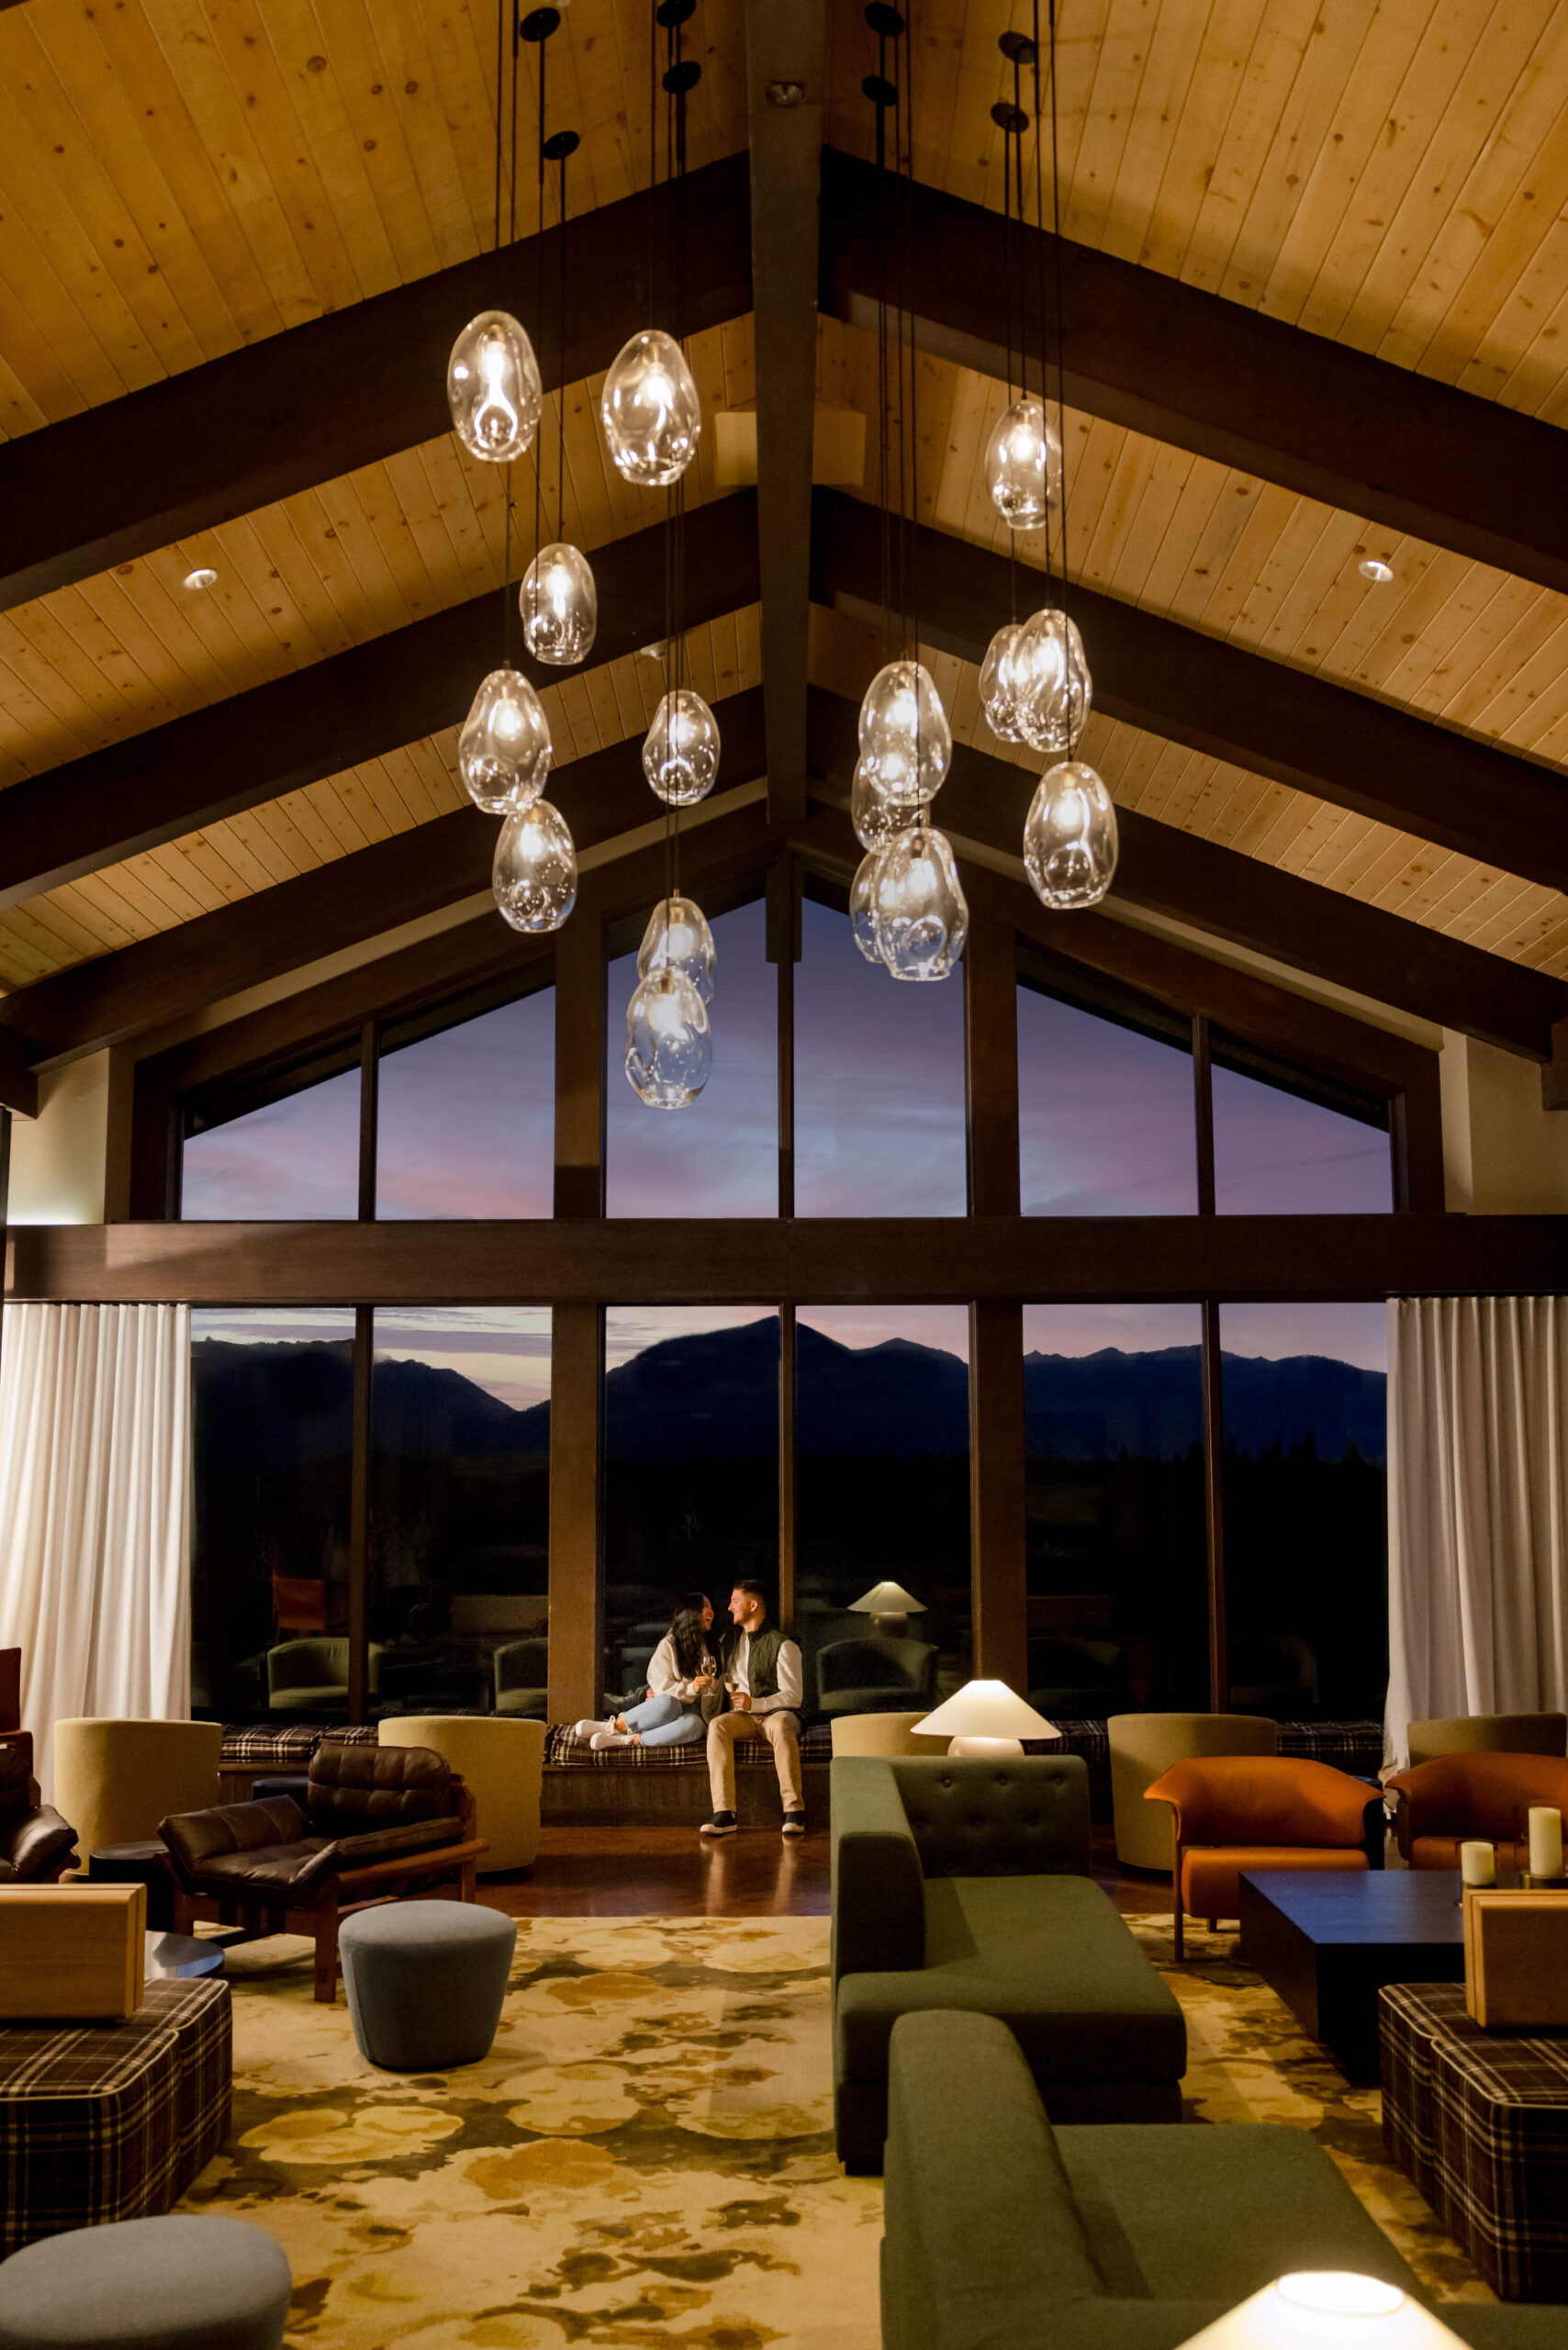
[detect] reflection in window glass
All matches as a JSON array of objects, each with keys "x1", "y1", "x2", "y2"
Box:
[
  {"x1": 182, "y1": 1069, "x2": 360, "y2": 1219},
  {"x1": 603, "y1": 1307, "x2": 779, "y2": 1701},
  {"x1": 378, "y1": 989, "x2": 554, "y2": 1218},
  {"x1": 1213, "y1": 1062, "x2": 1392, "y2": 1214},
  {"x1": 1220, "y1": 1302, "x2": 1388, "y2": 1721},
  {"x1": 189, "y1": 1309, "x2": 355, "y2": 1721},
  {"x1": 796, "y1": 898, "x2": 966, "y2": 1215},
  {"x1": 1022, "y1": 1304, "x2": 1207, "y2": 1717},
  {"x1": 796, "y1": 1305, "x2": 971, "y2": 1712},
  {"x1": 370, "y1": 1310, "x2": 552, "y2": 1719},
  {"x1": 605, "y1": 901, "x2": 777, "y2": 1216},
  {"x1": 1018, "y1": 985, "x2": 1196, "y2": 1214}
]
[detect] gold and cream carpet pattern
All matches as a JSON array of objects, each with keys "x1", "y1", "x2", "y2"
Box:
[{"x1": 178, "y1": 1910, "x2": 1488, "y2": 2349}]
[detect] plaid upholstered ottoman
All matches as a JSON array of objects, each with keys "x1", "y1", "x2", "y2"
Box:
[
  {"x1": 1380, "y1": 1979, "x2": 1568, "y2": 2300},
  {"x1": 0, "y1": 1978, "x2": 231, "y2": 2255}
]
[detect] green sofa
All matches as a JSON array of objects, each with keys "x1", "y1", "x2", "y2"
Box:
[
  {"x1": 831, "y1": 1754, "x2": 1185, "y2": 2171},
  {"x1": 881, "y1": 2010, "x2": 1565, "y2": 2350}
]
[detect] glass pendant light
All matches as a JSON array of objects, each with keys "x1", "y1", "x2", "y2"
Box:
[
  {"x1": 644, "y1": 688, "x2": 721, "y2": 805},
  {"x1": 447, "y1": 310, "x2": 543, "y2": 464},
  {"x1": 858, "y1": 659, "x2": 953, "y2": 798},
  {"x1": 601, "y1": 329, "x2": 701, "y2": 487},
  {"x1": 624, "y1": 966, "x2": 711, "y2": 1108},
  {"x1": 458, "y1": 667, "x2": 553, "y2": 814},
  {"x1": 637, "y1": 893, "x2": 716, "y2": 1003},
  {"x1": 873, "y1": 823, "x2": 969, "y2": 982},
  {"x1": 984, "y1": 395, "x2": 1060, "y2": 531},
  {"x1": 851, "y1": 746, "x2": 924, "y2": 849},
  {"x1": 1014, "y1": 607, "x2": 1092, "y2": 755},
  {"x1": 520, "y1": 543, "x2": 598, "y2": 666},
  {"x1": 980, "y1": 621, "x2": 1029, "y2": 743},
  {"x1": 1024, "y1": 760, "x2": 1118, "y2": 909},
  {"x1": 493, "y1": 798, "x2": 578, "y2": 931},
  {"x1": 850, "y1": 848, "x2": 888, "y2": 965}
]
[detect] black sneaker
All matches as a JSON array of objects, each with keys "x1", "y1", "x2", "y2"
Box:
[
  {"x1": 781, "y1": 1810, "x2": 807, "y2": 1838},
  {"x1": 700, "y1": 1811, "x2": 737, "y2": 1838}
]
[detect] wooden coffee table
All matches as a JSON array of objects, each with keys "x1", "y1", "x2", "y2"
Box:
[{"x1": 1238, "y1": 1867, "x2": 1466, "y2": 2080}]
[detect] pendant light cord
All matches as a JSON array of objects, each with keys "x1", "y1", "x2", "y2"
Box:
[
  {"x1": 557, "y1": 151, "x2": 568, "y2": 543},
  {"x1": 500, "y1": 0, "x2": 521, "y2": 673}
]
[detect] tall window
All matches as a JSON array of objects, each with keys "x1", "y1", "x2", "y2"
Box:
[
  {"x1": 1018, "y1": 973, "x2": 1197, "y2": 1215},
  {"x1": 377, "y1": 987, "x2": 554, "y2": 1217},
  {"x1": 182, "y1": 1063, "x2": 360, "y2": 1219},
  {"x1": 1212, "y1": 1045, "x2": 1393, "y2": 1214},
  {"x1": 1022, "y1": 1304, "x2": 1207, "y2": 1716}
]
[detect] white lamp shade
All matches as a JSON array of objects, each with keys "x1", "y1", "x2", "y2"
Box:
[
  {"x1": 913, "y1": 1681, "x2": 1058, "y2": 1743},
  {"x1": 1177, "y1": 2276, "x2": 1468, "y2": 2350},
  {"x1": 849, "y1": 1583, "x2": 925, "y2": 1617}
]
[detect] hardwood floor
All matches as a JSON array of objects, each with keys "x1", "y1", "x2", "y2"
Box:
[{"x1": 477, "y1": 1824, "x2": 1173, "y2": 1919}]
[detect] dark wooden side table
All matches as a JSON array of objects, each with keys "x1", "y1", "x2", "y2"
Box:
[
  {"x1": 1380, "y1": 1979, "x2": 1568, "y2": 2300},
  {"x1": 1238, "y1": 1868, "x2": 1466, "y2": 2082}
]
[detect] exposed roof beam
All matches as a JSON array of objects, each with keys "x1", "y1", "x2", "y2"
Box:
[
  {"x1": 805, "y1": 688, "x2": 1568, "y2": 1062},
  {"x1": 820, "y1": 148, "x2": 1568, "y2": 600},
  {"x1": 745, "y1": 0, "x2": 823, "y2": 825},
  {"x1": 0, "y1": 155, "x2": 752, "y2": 614},
  {"x1": 812, "y1": 489, "x2": 1568, "y2": 900},
  {"x1": 0, "y1": 493, "x2": 758, "y2": 912},
  {"x1": 0, "y1": 687, "x2": 768, "y2": 1064}
]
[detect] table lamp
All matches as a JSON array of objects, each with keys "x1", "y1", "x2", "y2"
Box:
[
  {"x1": 912, "y1": 1680, "x2": 1059, "y2": 1757},
  {"x1": 1175, "y1": 2275, "x2": 1468, "y2": 2350},
  {"x1": 848, "y1": 1582, "x2": 926, "y2": 1639}
]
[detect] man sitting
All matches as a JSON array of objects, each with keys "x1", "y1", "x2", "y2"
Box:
[{"x1": 701, "y1": 1580, "x2": 806, "y2": 1841}]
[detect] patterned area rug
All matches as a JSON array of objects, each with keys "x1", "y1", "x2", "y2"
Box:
[{"x1": 177, "y1": 1910, "x2": 1488, "y2": 2350}]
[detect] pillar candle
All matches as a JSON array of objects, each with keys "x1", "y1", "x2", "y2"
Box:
[
  {"x1": 1529, "y1": 1807, "x2": 1563, "y2": 1880},
  {"x1": 1461, "y1": 1840, "x2": 1496, "y2": 1886}
]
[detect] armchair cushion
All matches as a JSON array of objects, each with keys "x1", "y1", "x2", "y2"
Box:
[
  {"x1": 1182, "y1": 1845, "x2": 1367, "y2": 1919},
  {"x1": 0, "y1": 1805, "x2": 79, "y2": 1883},
  {"x1": 306, "y1": 1738, "x2": 455, "y2": 1830}
]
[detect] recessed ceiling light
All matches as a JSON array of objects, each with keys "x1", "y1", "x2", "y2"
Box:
[
  {"x1": 1358, "y1": 557, "x2": 1394, "y2": 584},
  {"x1": 183, "y1": 566, "x2": 219, "y2": 592},
  {"x1": 639, "y1": 642, "x2": 666, "y2": 660}
]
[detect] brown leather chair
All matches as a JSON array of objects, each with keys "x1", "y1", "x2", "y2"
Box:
[
  {"x1": 1146, "y1": 1754, "x2": 1383, "y2": 1958},
  {"x1": 1383, "y1": 1751, "x2": 1568, "y2": 1871},
  {"x1": 0, "y1": 1733, "x2": 79, "y2": 1883},
  {"x1": 159, "y1": 1740, "x2": 487, "y2": 2002}
]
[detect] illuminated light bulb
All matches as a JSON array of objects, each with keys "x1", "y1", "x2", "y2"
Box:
[
  {"x1": 624, "y1": 966, "x2": 711, "y2": 1108},
  {"x1": 851, "y1": 746, "x2": 924, "y2": 849},
  {"x1": 873, "y1": 823, "x2": 969, "y2": 982},
  {"x1": 1172, "y1": 2272, "x2": 1469, "y2": 2350},
  {"x1": 858, "y1": 659, "x2": 952, "y2": 798},
  {"x1": 183, "y1": 566, "x2": 218, "y2": 593},
  {"x1": 1359, "y1": 556, "x2": 1394, "y2": 583},
  {"x1": 458, "y1": 667, "x2": 553, "y2": 814},
  {"x1": 984, "y1": 394, "x2": 1060, "y2": 531},
  {"x1": 637, "y1": 892, "x2": 716, "y2": 1004},
  {"x1": 520, "y1": 543, "x2": 598, "y2": 666},
  {"x1": 1023, "y1": 759, "x2": 1118, "y2": 910},
  {"x1": 493, "y1": 799, "x2": 577, "y2": 932},
  {"x1": 980, "y1": 620, "x2": 1029, "y2": 743},
  {"x1": 850, "y1": 848, "x2": 888, "y2": 966},
  {"x1": 644, "y1": 688, "x2": 721, "y2": 806},
  {"x1": 601, "y1": 329, "x2": 701, "y2": 487},
  {"x1": 447, "y1": 310, "x2": 542, "y2": 463},
  {"x1": 1014, "y1": 608, "x2": 1092, "y2": 755}
]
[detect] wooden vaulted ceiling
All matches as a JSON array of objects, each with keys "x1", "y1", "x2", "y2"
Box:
[{"x1": 0, "y1": 0, "x2": 1567, "y2": 1113}]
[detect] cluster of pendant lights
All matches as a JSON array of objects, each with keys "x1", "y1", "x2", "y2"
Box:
[{"x1": 445, "y1": 0, "x2": 718, "y2": 1108}]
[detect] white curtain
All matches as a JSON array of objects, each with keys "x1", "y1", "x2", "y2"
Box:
[
  {"x1": 1385, "y1": 1295, "x2": 1568, "y2": 1771},
  {"x1": 0, "y1": 1303, "x2": 191, "y2": 1799}
]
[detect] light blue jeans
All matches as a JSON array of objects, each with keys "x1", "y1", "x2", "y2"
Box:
[{"x1": 620, "y1": 1694, "x2": 705, "y2": 1748}]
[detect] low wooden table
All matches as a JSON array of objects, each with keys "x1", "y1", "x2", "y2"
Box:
[
  {"x1": 1238, "y1": 1867, "x2": 1466, "y2": 2081},
  {"x1": 1380, "y1": 1978, "x2": 1568, "y2": 2300}
]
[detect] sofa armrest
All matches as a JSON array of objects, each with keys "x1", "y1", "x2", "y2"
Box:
[
  {"x1": 831, "y1": 1758, "x2": 924, "y2": 1985},
  {"x1": 882, "y1": 2010, "x2": 1103, "y2": 2350}
]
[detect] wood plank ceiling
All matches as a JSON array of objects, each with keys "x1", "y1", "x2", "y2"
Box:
[{"x1": 0, "y1": 0, "x2": 1565, "y2": 1026}]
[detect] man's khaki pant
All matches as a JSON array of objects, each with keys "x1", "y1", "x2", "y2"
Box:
[{"x1": 707, "y1": 1709, "x2": 802, "y2": 1815}]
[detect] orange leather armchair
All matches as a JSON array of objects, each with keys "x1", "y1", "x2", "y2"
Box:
[
  {"x1": 1383, "y1": 1751, "x2": 1568, "y2": 1871},
  {"x1": 1146, "y1": 1754, "x2": 1384, "y2": 1957}
]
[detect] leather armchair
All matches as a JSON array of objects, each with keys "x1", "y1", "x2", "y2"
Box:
[
  {"x1": 160, "y1": 1740, "x2": 486, "y2": 2002},
  {"x1": 0, "y1": 1735, "x2": 77, "y2": 1884},
  {"x1": 1146, "y1": 1753, "x2": 1383, "y2": 1958},
  {"x1": 1384, "y1": 1751, "x2": 1568, "y2": 1870}
]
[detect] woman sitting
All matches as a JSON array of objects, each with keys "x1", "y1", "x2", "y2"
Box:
[{"x1": 574, "y1": 1593, "x2": 720, "y2": 1750}]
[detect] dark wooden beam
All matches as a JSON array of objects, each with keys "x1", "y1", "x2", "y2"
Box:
[
  {"x1": 746, "y1": 0, "x2": 823, "y2": 823},
  {"x1": 546, "y1": 1301, "x2": 605, "y2": 1725},
  {"x1": 0, "y1": 1028, "x2": 37, "y2": 1121},
  {"x1": 553, "y1": 906, "x2": 605, "y2": 1223},
  {"x1": 12, "y1": 1210, "x2": 1568, "y2": 1306},
  {"x1": 1, "y1": 685, "x2": 768, "y2": 1063},
  {"x1": 812, "y1": 489, "x2": 1568, "y2": 901},
  {"x1": 0, "y1": 155, "x2": 752, "y2": 613},
  {"x1": 805, "y1": 688, "x2": 1568, "y2": 1062},
  {"x1": 820, "y1": 147, "x2": 1568, "y2": 599},
  {"x1": 0, "y1": 495, "x2": 757, "y2": 913}
]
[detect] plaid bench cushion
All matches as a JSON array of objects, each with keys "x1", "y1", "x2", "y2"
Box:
[
  {"x1": 0, "y1": 1978, "x2": 230, "y2": 2255},
  {"x1": 1279, "y1": 1720, "x2": 1384, "y2": 1775},
  {"x1": 543, "y1": 1721, "x2": 836, "y2": 1770},
  {"x1": 219, "y1": 1722, "x2": 376, "y2": 1767}
]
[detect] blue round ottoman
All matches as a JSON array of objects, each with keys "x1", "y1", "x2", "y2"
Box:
[
  {"x1": 340, "y1": 1899, "x2": 516, "y2": 2070},
  {"x1": 0, "y1": 2215, "x2": 291, "y2": 2348}
]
